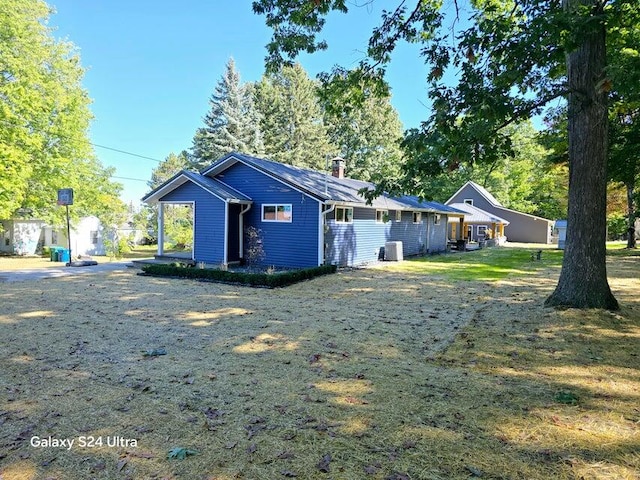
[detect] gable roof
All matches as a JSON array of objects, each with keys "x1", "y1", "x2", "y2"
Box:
[
  {"x1": 446, "y1": 180, "x2": 554, "y2": 224},
  {"x1": 202, "y1": 152, "x2": 465, "y2": 215},
  {"x1": 142, "y1": 169, "x2": 252, "y2": 204},
  {"x1": 446, "y1": 181, "x2": 502, "y2": 206},
  {"x1": 447, "y1": 203, "x2": 510, "y2": 225}
]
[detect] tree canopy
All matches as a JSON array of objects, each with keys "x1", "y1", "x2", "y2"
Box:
[{"x1": 0, "y1": 0, "x2": 124, "y2": 227}]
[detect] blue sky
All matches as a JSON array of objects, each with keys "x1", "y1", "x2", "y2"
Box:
[{"x1": 50, "y1": 1, "x2": 445, "y2": 206}]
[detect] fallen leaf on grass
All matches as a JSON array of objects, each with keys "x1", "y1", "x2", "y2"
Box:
[
  {"x1": 91, "y1": 459, "x2": 106, "y2": 472},
  {"x1": 385, "y1": 472, "x2": 409, "y2": 480},
  {"x1": 247, "y1": 443, "x2": 257, "y2": 454},
  {"x1": 116, "y1": 457, "x2": 128, "y2": 472},
  {"x1": 317, "y1": 453, "x2": 331, "y2": 473},
  {"x1": 225, "y1": 442, "x2": 237, "y2": 449},
  {"x1": 363, "y1": 464, "x2": 380, "y2": 475},
  {"x1": 465, "y1": 465, "x2": 484, "y2": 477},
  {"x1": 308, "y1": 354, "x2": 321, "y2": 363},
  {"x1": 281, "y1": 470, "x2": 297, "y2": 477},
  {"x1": 276, "y1": 451, "x2": 295, "y2": 459},
  {"x1": 167, "y1": 447, "x2": 198, "y2": 460},
  {"x1": 141, "y1": 348, "x2": 167, "y2": 357}
]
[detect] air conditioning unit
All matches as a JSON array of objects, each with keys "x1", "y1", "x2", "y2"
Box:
[{"x1": 384, "y1": 241, "x2": 403, "y2": 261}]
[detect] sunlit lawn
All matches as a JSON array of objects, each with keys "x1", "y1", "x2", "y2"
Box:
[{"x1": 378, "y1": 246, "x2": 565, "y2": 281}]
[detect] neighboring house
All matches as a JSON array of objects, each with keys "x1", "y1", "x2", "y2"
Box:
[
  {"x1": 446, "y1": 202, "x2": 509, "y2": 245},
  {"x1": 554, "y1": 219, "x2": 567, "y2": 249},
  {"x1": 142, "y1": 152, "x2": 465, "y2": 268},
  {"x1": 446, "y1": 181, "x2": 554, "y2": 244},
  {"x1": 1, "y1": 219, "x2": 47, "y2": 255},
  {"x1": 1, "y1": 215, "x2": 109, "y2": 257}
]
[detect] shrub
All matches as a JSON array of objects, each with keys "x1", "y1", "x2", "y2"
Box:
[{"x1": 140, "y1": 264, "x2": 337, "y2": 288}]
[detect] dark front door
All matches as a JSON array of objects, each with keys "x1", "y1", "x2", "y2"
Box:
[{"x1": 227, "y1": 203, "x2": 241, "y2": 262}]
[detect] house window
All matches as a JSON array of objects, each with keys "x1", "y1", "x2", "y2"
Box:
[
  {"x1": 90, "y1": 230, "x2": 98, "y2": 245},
  {"x1": 262, "y1": 204, "x2": 292, "y2": 222},
  {"x1": 477, "y1": 225, "x2": 487, "y2": 236},
  {"x1": 395, "y1": 210, "x2": 402, "y2": 222},
  {"x1": 413, "y1": 212, "x2": 422, "y2": 224},
  {"x1": 464, "y1": 199, "x2": 474, "y2": 206},
  {"x1": 335, "y1": 207, "x2": 353, "y2": 223},
  {"x1": 376, "y1": 210, "x2": 389, "y2": 223},
  {"x1": 434, "y1": 214, "x2": 441, "y2": 225}
]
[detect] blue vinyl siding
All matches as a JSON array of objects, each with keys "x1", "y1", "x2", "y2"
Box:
[
  {"x1": 325, "y1": 208, "x2": 388, "y2": 266},
  {"x1": 159, "y1": 182, "x2": 225, "y2": 264},
  {"x1": 217, "y1": 163, "x2": 320, "y2": 268},
  {"x1": 428, "y1": 214, "x2": 449, "y2": 252},
  {"x1": 325, "y1": 209, "x2": 448, "y2": 266}
]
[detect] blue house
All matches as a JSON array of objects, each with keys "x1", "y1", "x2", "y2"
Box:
[{"x1": 142, "y1": 152, "x2": 465, "y2": 268}]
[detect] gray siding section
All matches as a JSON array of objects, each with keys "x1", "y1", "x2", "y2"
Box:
[
  {"x1": 325, "y1": 209, "x2": 449, "y2": 266},
  {"x1": 159, "y1": 182, "x2": 225, "y2": 264},
  {"x1": 448, "y1": 185, "x2": 552, "y2": 243}
]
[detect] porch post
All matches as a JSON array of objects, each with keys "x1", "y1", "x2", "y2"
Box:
[
  {"x1": 458, "y1": 217, "x2": 464, "y2": 240},
  {"x1": 158, "y1": 203, "x2": 164, "y2": 256}
]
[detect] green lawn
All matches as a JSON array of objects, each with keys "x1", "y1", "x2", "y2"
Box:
[{"x1": 378, "y1": 247, "x2": 565, "y2": 281}]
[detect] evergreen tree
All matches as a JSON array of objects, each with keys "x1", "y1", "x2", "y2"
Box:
[
  {"x1": 0, "y1": 0, "x2": 124, "y2": 226},
  {"x1": 191, "y1": 58, "x2": 264, "y2": 170},
  {"x1": 323, "y1": 92, "x2": 404, "y2": 182},
  {"x1": 255, "y1": 63, "x2": 335, "y2": 170}
]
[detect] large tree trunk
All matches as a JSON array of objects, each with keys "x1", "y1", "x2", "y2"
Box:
[
  {"x1": 626, "y1": 181, "x2": 637, "y2": 249},
  {"x1": 546, "y1": 0, "x2": 619, "y2": 310}
]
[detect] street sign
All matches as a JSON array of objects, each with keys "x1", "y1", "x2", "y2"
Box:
[{"x1": 57, "y1": 188, "x2": 74, "y2": 206}]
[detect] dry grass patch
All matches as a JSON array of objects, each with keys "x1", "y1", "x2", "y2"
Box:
[{"x1": 0, "y1": 253, "x2": 638, "y2": 479}]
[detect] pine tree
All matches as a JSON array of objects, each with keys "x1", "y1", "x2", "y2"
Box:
[
  {"x1": 255, "y1": 63, "x2": 335, "y2": 171},
  {"x1": 191, "y1": 58, "x2": 264, "y2": 170}
]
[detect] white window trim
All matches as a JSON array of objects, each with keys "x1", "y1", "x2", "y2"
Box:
[
  {"x1": 477, "y1": 225, "x2": 488, "y2": 235},
  {"x1": 395, "y1": 210, "x2": 402, "y2": 222},
  {"x1": 464, "y1": 198, "x2": 474, "y2": 206},
  {"x1": 434, "y1": 214, "x2": 441, "y2": 225},
  {"x1": 335, "y1": 206, "x2": 353, "y2": 224},
  {"x1": 261, "y1": 203, "x2": 293, "y2": 223},
  {"x1": 376, "y1": 210, "x2": 389, "y2": 223},
  {"x1": 413, "y1": 212, "x2": 422, "y2": 224}
]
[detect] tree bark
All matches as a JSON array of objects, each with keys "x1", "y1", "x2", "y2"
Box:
[
  {"x1": 626, "y1": 181, "x2": 637, "y2": 249},
  {"x1": 545, "y1": 0, "x2": 619, "y2": 310}
]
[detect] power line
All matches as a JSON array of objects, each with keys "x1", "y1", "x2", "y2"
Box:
[
  {"x1": 91, "y1": 143, "x2": 163, "y2": 163},
  {"x1": 112, "y1": 175, "x2": 148, "y2": 183},
  {"x1": 0, "y1": 119, "x2": 165, "y2": 163}
]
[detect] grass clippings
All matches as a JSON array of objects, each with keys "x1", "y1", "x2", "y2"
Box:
[{"x1": 0, "y1": 247, "x2": 638, "y2": 479}]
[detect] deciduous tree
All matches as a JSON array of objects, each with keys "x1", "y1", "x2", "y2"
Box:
[{"x1": 0, "y1": 0, "x2": 123, "y2": 227}]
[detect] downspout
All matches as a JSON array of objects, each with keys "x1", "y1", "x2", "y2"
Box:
[
  {"x1": 223, "y1": 202, "x2": 229, "y2": 266},
  {"x1": 238, "y1": 203, "x2": 251, "y2": 260},
  {"x1": 320, "y1": 203, "x2": 336, "y2": 265}
]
